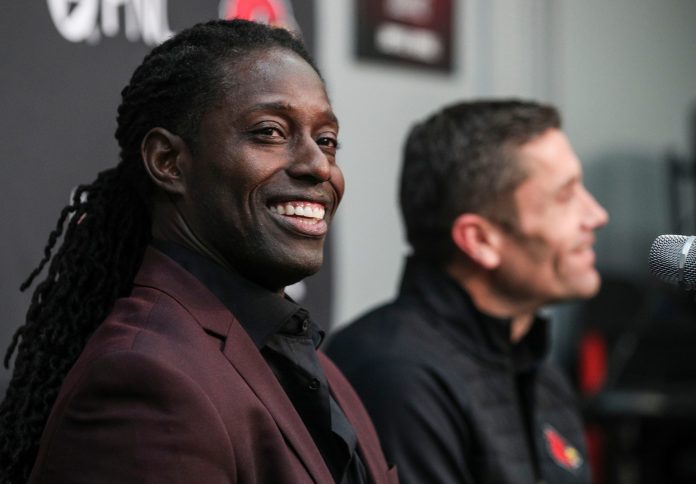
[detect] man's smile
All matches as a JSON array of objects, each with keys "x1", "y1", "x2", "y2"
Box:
[
  {"x1": 270, "y1": 201, "x2": 326, "y2": 219},
  {"x1": 268, "y1": 200, "x2": 329, "y2": 236}
]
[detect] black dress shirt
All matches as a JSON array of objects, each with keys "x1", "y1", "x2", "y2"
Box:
[{"x1": 153, "y1": 241, "x2": 368, "y2": 484}]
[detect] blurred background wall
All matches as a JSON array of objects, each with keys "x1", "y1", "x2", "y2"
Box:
[{"x1": 322, "y1": 0, "x2": 696, "y2": 328}]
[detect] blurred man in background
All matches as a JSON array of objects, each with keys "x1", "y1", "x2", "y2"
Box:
[{"x1": 329, "y1": 100, "x2": 608, "y2": 484}]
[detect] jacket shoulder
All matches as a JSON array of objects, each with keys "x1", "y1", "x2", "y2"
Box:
[{"x1": 31, "y1": 349, "x2": 235, "y2": 483}]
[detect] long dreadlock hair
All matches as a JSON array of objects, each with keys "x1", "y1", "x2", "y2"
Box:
[{"x1": 0, "y1": 19, "x2": 318, "y2": 483}]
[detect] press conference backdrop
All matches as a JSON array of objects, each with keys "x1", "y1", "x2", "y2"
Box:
[{"x1": 0, "y1": 1, "x2": 326, "y2": 397}]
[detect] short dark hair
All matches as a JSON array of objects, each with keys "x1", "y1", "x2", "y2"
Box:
[
  {"x1": 399, "y1": 99, "x2": 561, "y2": 265},
  {"x1": 0, "y1": 19, "x2": 318, "y2": 484}
]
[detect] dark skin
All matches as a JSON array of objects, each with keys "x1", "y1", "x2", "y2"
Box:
[{"x1": 141, "y1": 48, "x2": 344, "y2": 294}]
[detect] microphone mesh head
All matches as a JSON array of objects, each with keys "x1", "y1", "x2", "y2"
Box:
[{"x1": 649, "y1": 234, "x2": 696, "y2": 289}]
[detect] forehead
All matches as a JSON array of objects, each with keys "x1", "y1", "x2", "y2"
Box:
[
  {"x1": 507, "y1": 129, "x2": 581, "y2": 219},
  {"x1": 515, "y1": 128, "x2": 581, "y2": 186},
  {"x1": 214, "y1": 48, "x2": 333, "y2": 120}
]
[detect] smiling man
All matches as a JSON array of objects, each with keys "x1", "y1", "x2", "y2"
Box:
[
  {"x1": 328, "y1": 100, "x2": 608, "y2": 484},
  {"x1": 0, "y1": 20, "x2": 395, "y2": 484}
]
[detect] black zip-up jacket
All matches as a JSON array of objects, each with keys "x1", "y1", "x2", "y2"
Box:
[{"x1": 327, "y1": 257, "x2": 591, "y2": 484}]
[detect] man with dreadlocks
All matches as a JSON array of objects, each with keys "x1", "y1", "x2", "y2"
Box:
[{"x1": 0, "y1": 19, "x2": 396, "y2": 484}]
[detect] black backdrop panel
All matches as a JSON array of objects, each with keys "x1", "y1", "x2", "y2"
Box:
[{"x1": 0, "y1": 1, "x2": 328, "y2": 396}]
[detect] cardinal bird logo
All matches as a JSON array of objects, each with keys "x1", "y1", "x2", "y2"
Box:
[
  {"x1": 219, "y1": 0, "x2": 298, "y2": 30},
  {"x1": 543, "y1": 425, "x2": 583, "y2": 471}
]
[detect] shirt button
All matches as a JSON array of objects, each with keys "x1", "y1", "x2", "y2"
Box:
[
  {"x1": 300, "y1": 319, "x2": 310, "y2": 334},
  {"x1": 308, "y1": 378, "x2": 320, "y2": 391}
]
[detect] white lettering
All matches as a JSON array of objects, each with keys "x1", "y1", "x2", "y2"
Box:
[
  {"x1": 140, "y1": 0, "x2": 174, "y2": 45},
  {"x1": 102, "y1": 0, "x2": 127, "y2": 37},
  {"x1": 124, "y1": 0, "x2": 143, "y2": 42},
  {"x1": 376, "y1": 22, "x2": 442, "y2": 63},
  {"x1": 47, "y1": 0, "x2": 99, "y2": 43},
  {"x1": 47, "y1": 0, "x2": 173, "y2": 46}
]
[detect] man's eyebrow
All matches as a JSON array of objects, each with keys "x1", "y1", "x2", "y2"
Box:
[{"x1": 245, "y1": 101, "x2": 339, "y2": 127}]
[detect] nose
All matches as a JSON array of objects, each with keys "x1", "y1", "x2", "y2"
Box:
[
  {"x1": 286, "y1": 135, "x2": 332, "y2": 183},
  {"x1": 582, "y1": 186, "x2": 609, "y2": 230}
]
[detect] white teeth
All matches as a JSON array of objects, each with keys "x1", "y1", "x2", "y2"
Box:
[{"x1": 270, "y1": 203, "x2": 325, "y2": 220}]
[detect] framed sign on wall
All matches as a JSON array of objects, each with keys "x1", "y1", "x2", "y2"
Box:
[{"x1": 355, "y1": 0, "x2": 455, "y2": 73}]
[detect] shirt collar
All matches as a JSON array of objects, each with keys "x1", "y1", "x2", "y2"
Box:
[
  {"x1": 399, "y1": 256, "x2": 549, "y2": 371},
  {"x1": 152, "y1": 240, "x2": 306, "y2": 349}
]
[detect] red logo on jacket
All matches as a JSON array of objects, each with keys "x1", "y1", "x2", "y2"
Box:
[{"x1": 543, "y1": 425, "x2": 583, "y2": 471}]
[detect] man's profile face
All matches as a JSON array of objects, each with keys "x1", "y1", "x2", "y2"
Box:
[
  {"x1": 176, "y1": 48, "x2": 344, "y2": 292},
  {"x1": 494, "y1": 128, "x2": 609, "y2": 307}
]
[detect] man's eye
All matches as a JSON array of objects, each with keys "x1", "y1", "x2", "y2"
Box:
[
  {"x1": 557, "y1": 187, "x2": 575, "y2": 203},
  {"x1": 317, "y1": 137, "x2": 339, "y2": 148},
  {"x1": 254, "y1": 127, "x2": 283, "y2": 138}
]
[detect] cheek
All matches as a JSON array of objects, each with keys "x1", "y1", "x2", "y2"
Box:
[
  {"x1": 222, "y1": 144, "x2": 280, "y2": 184},
  {"x1": 517, "y1": 231, "x2": 557, "y2": 265},
  {"x1": 513, "y1": 230, "x2": 573, "y2": 286},
  {"x1": 546, "y1": 238, "x2": 580, "y2": 279},
  {"x1": 331, "y1": 166, "x2": 346, "y2": 201},
  {"x1": 522, "y1": 216, "x2": 578, "y2": 261}
]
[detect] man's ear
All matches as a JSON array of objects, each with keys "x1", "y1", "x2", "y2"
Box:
[
  {"x1": 451, "y1": 213, "x2": 503, "y2": 269},
  {"x1": 141, "y1": 127, "x2": 189, "y2": 196}
]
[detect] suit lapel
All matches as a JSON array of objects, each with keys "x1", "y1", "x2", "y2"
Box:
[
  {"x1": 320, "y1": 353, "x2": 389, "y2": 484},
  {"x1": 135, "y1": 248, "x2": 334, "y2": 484},
  {"x1": 220, "y1": 322, "x2": 334, "y2": 483}
]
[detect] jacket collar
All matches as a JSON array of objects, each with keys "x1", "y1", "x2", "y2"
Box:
[
  {"x1": 134, "y1": 246, "x2": 335, "y2": 484},
  {"x1": 151, "y1": 239, "x2": 306, "y2": 348},
  {"x1": 398, "y1": 256, "x2": 549, "y2": 372}
]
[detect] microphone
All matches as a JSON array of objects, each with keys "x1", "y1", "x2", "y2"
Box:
[{"x1": 649, "y1": 234, "x2": 696, "y2": 290}]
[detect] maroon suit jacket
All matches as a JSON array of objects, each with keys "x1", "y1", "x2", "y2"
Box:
[{"x1": 29, "y1": 248, "x2": 397, "y2": 483}]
